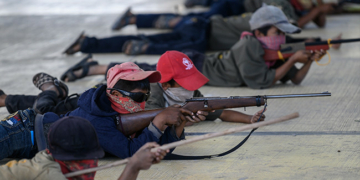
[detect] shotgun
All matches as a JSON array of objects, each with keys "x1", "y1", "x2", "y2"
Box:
[
  {"x1": 116, "y1": 92, "x2": 331, "y2": 136},
  {"x1": 263, "y1": 38, "x2": 360, "y2": 61}
]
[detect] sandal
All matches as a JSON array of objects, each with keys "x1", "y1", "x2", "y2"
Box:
[
  {"x1": 122, "y1": 40, "x2": 148, "y2": 55},
  {"x1": 63, "y1": 31, "x2": 85, "y2": 55},
  {"x1": 60, "y1": 54, "x2": 99, "y2": 82},
  {"x1": 33, "y1": 73, "x2": 69, "y2": 99},
  {"x1": 112, "y1": 7, "x2": 133, "y2": 31}
]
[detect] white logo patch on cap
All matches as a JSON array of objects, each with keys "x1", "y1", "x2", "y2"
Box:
[{"x1": 183, "y1": 58, "x2": 193, "y2": 70}]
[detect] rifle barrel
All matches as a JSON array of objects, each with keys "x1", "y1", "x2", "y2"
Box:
[
  {"x1": 186, "y1": 92, "x2": 331, "y2": 101},
  {"x1": 305, "y1": 38, "x2": 360, "y2": 46},
  {"x1": 265, "y1": 92, "x2": 331, "y2": 99}
]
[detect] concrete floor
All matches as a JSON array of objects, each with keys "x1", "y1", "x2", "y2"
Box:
[{"x1": 0, "y1": 0, "x2": 359, "y2": 180}]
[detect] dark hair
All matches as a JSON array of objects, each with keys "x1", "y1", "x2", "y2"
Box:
[
  {"x1": 252, "y1": 25, "x2": 272, "y2": 36},
  {"x1": 166, "y1": 79, "x2": 177, "y2": 87},
  {"x1": 113, "y1": 78, "x2": 150, "y2": 92}
]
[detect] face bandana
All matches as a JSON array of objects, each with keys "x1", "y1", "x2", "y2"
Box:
[
  {"x1": 107, "y1": 93, "x2": 145, "y2": 114},
  {"x1": 55, "y1": 159, "x2": 98, "y2": 180},
  {"x1": 256, "y1": 34, "x2": 286, "y2": 68},
  {"x1": 241, "y1": 31, "x2": 286, "y2": 68},
  {"x1": 47, "y1": 150, "x2": 98, "y2": 180},
  {"x1": 163, "y1": 86, "x2": 194, "y2": 107}
]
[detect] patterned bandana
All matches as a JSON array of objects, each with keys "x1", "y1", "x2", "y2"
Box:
[
  {"x1": 107, "y1": 93, "x2": 145, "y2": 114},
  {"x1": 55, "y1": 159, "x2": 98, "y2": 180},
  {"x1": 46, "y1": 150, "x2": 98, "y2": 180},
  {"x1": 256, "y1": 34, "x2": 286, "y2": 51},
  {"x1": 241, "y1": 31, "x2": 286, "y2": 68}
]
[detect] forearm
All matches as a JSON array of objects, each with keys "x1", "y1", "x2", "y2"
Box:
[
  {"x1": 118, "y1": 163, "x2": 140, "y2": 180},
  {"x1": 291, "y1": 60, "x2": 313, "y2": 84},
  {"x1": 175, "y1": 120, "x2": 186, "y2": 137},
  {"x1": 297, "y1": 8, "x2": 321, "y2": 28},
  {"x1": 219, "y1": 110, "x2": 252, "y2": 124},
  {"x1": 273, "y1": 59, "x2": 296, "y2": 84}
]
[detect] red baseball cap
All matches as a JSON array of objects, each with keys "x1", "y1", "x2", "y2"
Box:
[
  {"x1": 157, "y1": 51, "x2": 209, "y2": 91},
  {"x1": 107, "y1": 62, "x2": 161, "y2": 88}
]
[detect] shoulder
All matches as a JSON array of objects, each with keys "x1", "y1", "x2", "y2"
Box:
[
  {"x1": 146, "y1": 83, "x2": 166, "y2": 109},
  {"x1": 150, "y1": 83, "x2": 162, "y2": 94},
  {"x1": 231, "y1": 35, "x2": 264, "y2": 56},
  {"x1": 0, "y1": 151, "x2": 66, "y2": 180},
  {"x1": 239, "y1": 35, "x2": 261, "y2": 46}
]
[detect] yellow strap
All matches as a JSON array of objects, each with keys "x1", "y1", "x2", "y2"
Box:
[
  {"x1": 327, "y1": 38, "x2": 332, "y2": 48},
  {"x1": 315, "y1": 51, "x2": 331, "y2": 66},
  {"x1": 277, "y1": 51, "x2": 285, "y2": 61},
  {"x1": 219, "y1": 54, "x2": 223, "y2": 59}
]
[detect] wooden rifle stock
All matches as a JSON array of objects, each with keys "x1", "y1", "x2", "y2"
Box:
[
  {"x1": 263, "y1": 38, "x2": 360, "y2": 61},
  {"x1": 118, "y1": 96, "x2": 265, "y2": 136},
  {"x1": 117, "y1": 109, "x2": 164, "y2": 137}
]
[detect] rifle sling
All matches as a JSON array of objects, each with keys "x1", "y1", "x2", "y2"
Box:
[{"x1": 164, "y1": 128, "x2": 257, "y2": 160}]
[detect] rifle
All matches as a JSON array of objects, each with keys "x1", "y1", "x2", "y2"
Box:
[
  {"x1": 337, "y1": 0, "x2": 360, "y2": 7},
  {"x1": 117, "y1": 92, "x2": 331, "y2": 137},
  {"x1": 263, "y1": 38, "x2": 360, "y2": 64}
]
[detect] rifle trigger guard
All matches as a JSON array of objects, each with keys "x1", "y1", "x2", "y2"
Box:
[
  {"x1": 255, "y1": 96, "x2": 261, "y2": 107},
  {"x1": 204, "y1": 100, "x2": 208, "y2": 108}
]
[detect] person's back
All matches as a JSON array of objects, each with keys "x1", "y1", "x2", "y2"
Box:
[
  {"x1": 203, "y1": 35, "x2": 274, "y2": 88},
  {"x1": 0, "y1": 151, "x2": 66, "y2": 180},
  {"x1": 208, "y1": 13, "x2": 252, "y2": 50}
]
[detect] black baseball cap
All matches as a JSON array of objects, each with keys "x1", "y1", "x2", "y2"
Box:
[{"x1": 48, "y1": 116, "x2": 104, "y2": 161}]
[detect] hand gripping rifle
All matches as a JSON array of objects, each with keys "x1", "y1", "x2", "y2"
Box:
[
  {"x1": 263, "y1": 38, "x2": 360, "y2": 65},
  {"x1": 116, "y1": 92, "x2": 331, "y2": 137}
]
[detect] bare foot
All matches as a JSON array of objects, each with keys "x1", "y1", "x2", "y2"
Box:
[
  {"x1": 0, "y1": 90, "x2": 7, "y2": 107},
  {"x1": 331, "y1": 33, "x2": 342, "y2": 50}
]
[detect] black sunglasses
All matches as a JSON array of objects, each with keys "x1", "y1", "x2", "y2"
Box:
[{"x1": 107, "y1": 88, "x2": 150, "y2": 102}]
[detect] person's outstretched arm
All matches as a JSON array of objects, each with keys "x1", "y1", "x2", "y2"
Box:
[
  {"x1": 290, "y1": 50, "x2": 325, "y2": 84},
  {"x1": 219, "y1": 109, "x2": 266, "y2": 123},
  {"x1": 118, "y1": 142, "x2": 168, "y2": 180}
]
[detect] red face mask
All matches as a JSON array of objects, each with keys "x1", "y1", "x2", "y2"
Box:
[
  {"x1": 107, "y1": 93, "x2": 145, "y2": 114},
  {"x1": 47, "y1": 150, "x2": 98, "y2": 180},
  {"x1": 55, "y1": 159, "x2": 98, "y2": 180}
]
